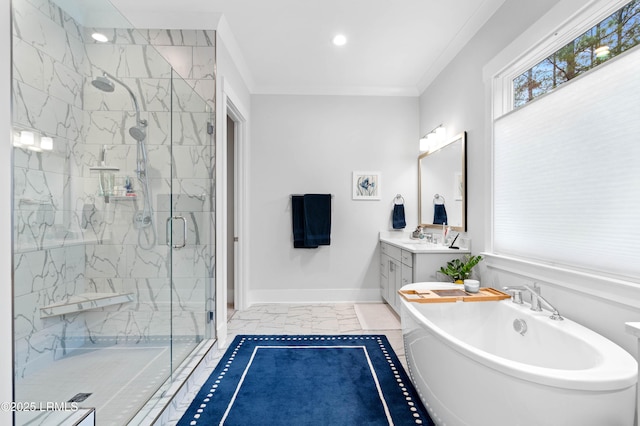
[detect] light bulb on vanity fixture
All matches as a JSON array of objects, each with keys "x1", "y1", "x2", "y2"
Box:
[
  {"x1": 20, "y1": 131, "x2": 35, "y2": 147},
  {"x1": 40, "y1": 136, "x2": 53, "y2": 151},
  {"x1": 419, "y1": 124, "x2": 446, "y2": 152},
  {"x1": 594, "y1": 45, "x2": 610, "y2": 59}
]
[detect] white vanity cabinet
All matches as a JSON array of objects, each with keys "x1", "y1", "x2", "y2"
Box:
[
  {"x1": 379, "y1": 239, "x2": 470, "y2": 314},
  {"x1": 380, "y1": 243, "x2": 411, "y2": 311}
]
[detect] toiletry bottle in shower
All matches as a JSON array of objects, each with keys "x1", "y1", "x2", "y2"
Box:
[{"x1": 125, "y1": 176, "x2": 137, "y2": 196}]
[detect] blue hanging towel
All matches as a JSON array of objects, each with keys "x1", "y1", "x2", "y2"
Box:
[
  {"x1": 433, "y1": 204, "x2": 448, "y2": 225},
  {"x1": 291, "y1": 196, "x2": 317, "y2": 248},
  {"x1": 303, "y1": 194, "x2": 332, "y2": 247},
  {"x1": 392, "y1": 204, "x2": 406, "y2": 229}
]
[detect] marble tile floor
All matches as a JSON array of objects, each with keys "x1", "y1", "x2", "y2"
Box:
[{"x1": 165, "y1": 303, "x2": 404, "y2": 425}]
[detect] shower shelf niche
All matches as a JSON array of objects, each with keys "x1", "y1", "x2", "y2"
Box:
[
  {"x1": 89, "y1": 165, "x2": 120, "y2": 172},
  {"x1": 97, "y1": 193, "x2": 138, "y2": 200},
  {"x1": 40, "y1": 292, "x2": 135, "y2": 318}
]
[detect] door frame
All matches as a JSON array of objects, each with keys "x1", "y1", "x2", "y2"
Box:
[{"x1": 215, "y1": 77, "x2": 249, "y2": 345}]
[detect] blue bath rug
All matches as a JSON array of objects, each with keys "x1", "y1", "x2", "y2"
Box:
[{"x1": 178, "y1": 335, "x2": 432, "y2": 426}]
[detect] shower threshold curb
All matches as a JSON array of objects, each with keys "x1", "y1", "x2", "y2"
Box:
[{"x1": 127, "y1": 338, "x2": 218, "y2": 426}]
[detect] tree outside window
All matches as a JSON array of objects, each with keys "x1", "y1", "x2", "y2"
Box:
[{"x1": 514, "y1": 0, "x2": 640, "y2": 108}]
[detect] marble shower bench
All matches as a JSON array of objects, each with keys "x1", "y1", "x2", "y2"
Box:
[{"x1": 40, "y1": 292, "x2": 135, "y2": 318}]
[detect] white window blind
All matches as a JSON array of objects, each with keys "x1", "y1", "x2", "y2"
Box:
[{"x1": 493, "y1": 46, "x2": 640, "y2": 279}]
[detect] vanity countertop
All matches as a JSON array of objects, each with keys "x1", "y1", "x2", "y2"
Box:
[{"x1": 379, "y1": 232, "x2": 471, "y2": 254}]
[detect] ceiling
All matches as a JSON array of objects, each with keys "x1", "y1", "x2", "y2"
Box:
[{"x1": 108, "y1": 0, "x2": 507, "y2": 96}]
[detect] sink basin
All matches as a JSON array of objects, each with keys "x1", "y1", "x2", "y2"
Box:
[
  {"x1": 379, "y1": 234, "x2": 470, "y2": 252},
  {"x1": 389, "y1": 239, "x2": 466, "y2": 251},
  {"x1": 403, "y1": 241, "x2": 450, "y2": 248},
  {"x1": 402, "y1": 240, "x2": 439, "y2": 246}
]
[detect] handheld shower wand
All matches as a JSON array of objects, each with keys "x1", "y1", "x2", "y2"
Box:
[{"x1": 91, "y1": 70, "x2": 156, "y2": 249}]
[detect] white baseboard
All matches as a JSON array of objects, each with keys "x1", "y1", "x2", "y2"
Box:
[{"x1": 246, "y1": 288, "x2": 383, "y2": 306}]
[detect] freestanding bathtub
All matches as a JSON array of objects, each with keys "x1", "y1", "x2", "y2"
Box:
[{"x1": 400, "y1": 283, "x2": 638, "y2": 426}]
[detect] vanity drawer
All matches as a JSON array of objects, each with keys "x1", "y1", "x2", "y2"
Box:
[
  {"x1": 380, "y1": 242, "x2": 402, "y2": 261},
  {"x1": 401, "y1": 250, "x2": 413, "y2": 267}
]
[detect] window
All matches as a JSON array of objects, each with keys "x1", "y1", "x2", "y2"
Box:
[
  {"x1": 491, "y1": 0, "x2": 640, "y2": 282},
  {"x1": 513, "y1": 0, "x2": 640, "y2": 108}
]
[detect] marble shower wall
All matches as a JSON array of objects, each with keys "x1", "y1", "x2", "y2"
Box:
[
  {"x1": 12, "y1": 0, "x2": 215, "y2": 379},
  {"x1": 81, "y1": 28, "x2": 215, "y2": 344}
]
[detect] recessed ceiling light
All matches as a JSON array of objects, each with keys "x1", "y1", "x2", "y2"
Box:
[
  {"x1": 332, "y1": 34, "x2": 347, "y2": 46},
  {"x1": 91, "y1": 32, "x2": 109, "y2": 43}
]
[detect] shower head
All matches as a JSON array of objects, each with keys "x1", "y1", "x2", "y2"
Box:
[
  {"x1": 91, "y1": 75, "x2": 115, "y2": 92},
  {"x1": 129, "y1": 125, "x2": 147, "y2": 142},
  {"x1": 91, "y1": 71, "x2": 142, "y2": 126}
]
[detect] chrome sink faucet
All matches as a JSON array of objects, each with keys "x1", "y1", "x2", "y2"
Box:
[{"x1": 503, "y1": 283, "x2": 564, "y2": 321}]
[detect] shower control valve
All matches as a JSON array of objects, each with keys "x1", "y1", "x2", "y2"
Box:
[{"x1": 134, "y1": 211, "x2": 152, "y2": 228}]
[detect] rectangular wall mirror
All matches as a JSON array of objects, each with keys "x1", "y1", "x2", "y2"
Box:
[{"x1": 418, "y1": 131, "x2": 467, "y2": 231}]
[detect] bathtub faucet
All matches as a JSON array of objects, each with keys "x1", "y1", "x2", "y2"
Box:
[
  {"x1": 503, "y1": 284, "x2": 564, "y2": 321},
  {"x1": 523, "y1": 284, "x2": 564, "y2": 321},
  {"x1": 503, "y1": 286, "x2": 524, "y2": 304}
]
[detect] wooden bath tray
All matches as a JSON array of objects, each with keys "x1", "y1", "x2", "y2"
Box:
[{"x1": 399, "y1": 287, "x2": 511, "y2": 303}]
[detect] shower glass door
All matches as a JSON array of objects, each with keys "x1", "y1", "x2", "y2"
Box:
[
  {"x1": 168, "y1": 70, "x2": 214, "y2": 370},
  {"x1": 11, "y1": 0, "x2": 213, "y2": 424}
]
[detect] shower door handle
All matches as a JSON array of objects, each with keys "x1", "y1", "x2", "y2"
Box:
[{"x1": 166, "y1": 216, "x2": 187, "y2": 248}]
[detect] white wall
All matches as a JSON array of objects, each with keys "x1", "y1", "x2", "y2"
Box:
[
  {"x1": 1, "y1": 1, "x2": 13, "y2": 423},
  {"x1": 248, "y1": 95, "x2": 418, "y2": 304},
  {"x1": 216, "y1": 22, "x2": 251, "y2": 111},
  {"x1": 214, "y1": 32, "x2": 251, "y2": 340}
]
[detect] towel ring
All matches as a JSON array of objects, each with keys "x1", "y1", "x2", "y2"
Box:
[
  {"x1": 433, "y1": 194, "x2": 445, "y2": 205},
  {"x1": 394, "y1": 194, "x2": 405, "y2": 205}
]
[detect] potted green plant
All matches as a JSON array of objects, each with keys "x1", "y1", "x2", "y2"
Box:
[{"x1": 439, "y1": 255, "x2": 483, "y2": 283}]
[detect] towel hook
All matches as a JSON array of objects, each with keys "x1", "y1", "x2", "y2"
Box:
[
  {"x1": 394, "y1": 194, "x2": 405, "y2": 205},
  {"x1": 433, "y1": 194, "x2": 445, "y2": 205}
]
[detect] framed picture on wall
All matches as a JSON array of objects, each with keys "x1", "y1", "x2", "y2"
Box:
[{"x1": 352, "y1": 171, "x2": 381, "y2": 200}]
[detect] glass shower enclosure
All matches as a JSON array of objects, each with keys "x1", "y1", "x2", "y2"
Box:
[{"x1": 11, "y1": 0, "x2": 215, "y2": 423}]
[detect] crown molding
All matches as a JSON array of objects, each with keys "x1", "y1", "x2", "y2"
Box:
[
  {"x1": 215, "y1": 16, "x2": 256, "y2": 93},
  {"x1": 417, "y1": 0, "x2": 507, "y2": 94},
  {"x1": 251, "y1": 84, "x2": 420, "y2": 97}
]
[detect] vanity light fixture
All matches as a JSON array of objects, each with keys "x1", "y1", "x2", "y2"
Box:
[
  {"x1": 332, "y1": 34, "x2": 347, "y2": 46},
  {"x1": 91, "y1": 32, "x2": 109, "y2": 43},
  {"x1": 40, "y1": 136, "x2": 54, "y2": 151},
  {"x1": 419, "y1": 137, "x2": 429, "y2": 152},
  {"x1": 594, "y1": 45, "x2": 610, "y2": 58},
  {"x1": 14, "y1": 129, "x2": 54, "y2": 151},
  {"x1": 419, "y1": 124, "x2": 446, "y2": 152}
]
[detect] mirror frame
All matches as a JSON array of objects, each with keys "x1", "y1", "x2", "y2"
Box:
[{"x1": 418, "y1": 131, "x2": 467, "y2": 232}]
